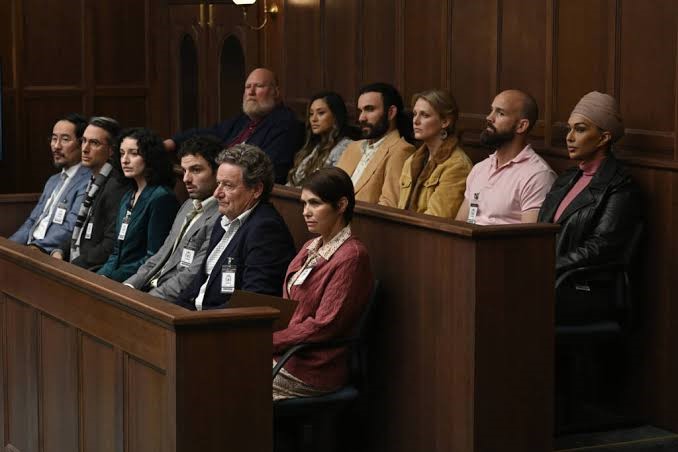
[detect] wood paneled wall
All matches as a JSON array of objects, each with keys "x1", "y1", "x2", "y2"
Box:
[
  {"x1": 0, "y1": 0, "x2": 170, "y2": 193},
  {"x1": 261, "y1": 0, "x2": 678, "y2": 432},
  {"x1": 263, "y1": 0, "x2": 678, "y2": 164},
  {"x1": 2, "y1": 0, "x2": 678, "y2": 436}
]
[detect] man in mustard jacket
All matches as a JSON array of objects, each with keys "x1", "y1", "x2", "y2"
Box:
[{"x1": 337, "y1": 83, "x2": 414, "y2": 207}]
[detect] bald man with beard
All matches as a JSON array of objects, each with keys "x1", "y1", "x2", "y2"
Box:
[
  {"x1": 456, "y1": 90, "x2": 556, "y2": 225},
  {"x1": 165, "y1": 68, "x2": 305, "y2": 184}
]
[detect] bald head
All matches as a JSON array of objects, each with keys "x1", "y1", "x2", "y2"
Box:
[
  {"x1": 497, "y1": 89, "x2": 538, "y2": 134},
  {"x1": 242, "y1": 68, "x2": 280, "y2": 119}
]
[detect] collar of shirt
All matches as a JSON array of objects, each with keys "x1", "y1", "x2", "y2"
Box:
[
  {"x1": 489, "y1": 144, "x2": 533, "y2": 172},
  {"x1": 220, "y1": 201, "x2": 258, "y2": 231},
  {"x1": 195, "y1": 195, "x2": 216, "y2": 212},
  {"x1": 578, "y1": 156, "x2": 605, "y2": 176},
  {"x1": 63, "y1": 163, "x2": 82, "y2": 179},
  {"x1": 305, "y1": 224, "x2": 352, "y2": 262},
  {"x1": 363, "y1": 133, "x2": 389, "y2": 154}
]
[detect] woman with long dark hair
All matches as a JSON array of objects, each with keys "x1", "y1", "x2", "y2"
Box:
[{"x1": 286, "y1": 91, "x2": 353, "y2": 187}]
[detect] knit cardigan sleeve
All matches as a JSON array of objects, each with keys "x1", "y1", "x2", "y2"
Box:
[{"x1": 272, "y1": 241, "x2": 372, "y2": 353}]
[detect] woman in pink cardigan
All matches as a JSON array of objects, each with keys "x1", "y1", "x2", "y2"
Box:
[{"x1": 273, "y1": 167, "x2": 373, "y2": 400}]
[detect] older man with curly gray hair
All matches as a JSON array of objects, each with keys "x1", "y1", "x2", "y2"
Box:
[{"x1": 174, "y1": 144, "x2": 296, "y2": 311}]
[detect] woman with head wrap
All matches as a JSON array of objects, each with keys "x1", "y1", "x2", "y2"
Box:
[{"x1": 538, "y1": 91, "x2": 642, "y2": 324}]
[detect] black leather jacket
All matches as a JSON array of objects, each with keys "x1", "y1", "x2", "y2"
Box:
[{"x1": 538, "y1": 153, "x2": 641, "y2": 277}]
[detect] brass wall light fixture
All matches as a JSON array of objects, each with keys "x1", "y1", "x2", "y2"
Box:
[{"x1": 233, "y1": 0, "x2": 279, "y2": 31}]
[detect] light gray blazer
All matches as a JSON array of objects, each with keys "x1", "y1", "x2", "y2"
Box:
[{"x1": 124, "y1": 197, "x2": 220, "y2": 301}]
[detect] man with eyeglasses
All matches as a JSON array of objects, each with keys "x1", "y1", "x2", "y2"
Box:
[
  {"x1": 51, "y1": 116, "x2": 128, "y2": 270},
  {"x1": 10, "y1": 114, "x2": 92, "y2": 253},
  {"x1": 163, "y1": 67, "x2": 305, "y2": 184}
]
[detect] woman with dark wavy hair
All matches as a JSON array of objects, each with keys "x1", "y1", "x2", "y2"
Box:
[
  {"x1": 98, "y1": 128, "x2": 179, "y2": 281},
  {"x1": 286, "y1": 91, "x2": 353, "y2": 187}
]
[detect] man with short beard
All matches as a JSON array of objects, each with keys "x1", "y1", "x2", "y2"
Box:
[
  {"x1": 10, "y1": 114, "x2": 92, "y2": 253},
  {"x1": 456, "y1": 90, "x2": 556, "y2": 225},
  {"x1": 123, "y1": 135, "x2": 222, "y2": 302},
  {"x1": 337, "y1": 82, "x2": 415, "y2": 207},
  {"x1": 164, "y1": 68, "x2": 304, "y2": 184}
]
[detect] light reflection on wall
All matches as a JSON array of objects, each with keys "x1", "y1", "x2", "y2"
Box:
[{"x1": 286, "y1": 0, "x2": 317, "y2": 7}]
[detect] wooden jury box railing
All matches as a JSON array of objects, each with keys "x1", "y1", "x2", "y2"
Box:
[
  {"x1": 271, "y1": 185, "x2": 558, "y2": 452},
  {"x1": 1, "y1": 189, "x2": 559, "y2": 452},
  {"x1": 0, "y1": 236, "x2": 276, "y2": 452}
]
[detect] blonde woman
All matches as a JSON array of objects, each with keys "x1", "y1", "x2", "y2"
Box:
[{"x1": 398, "y1": 89, "x2": 472, "y2": 218}]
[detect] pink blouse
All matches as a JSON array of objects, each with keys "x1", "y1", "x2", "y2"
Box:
[{"x1": 554, "y1": 157, "x2": 605, "y2": 222}]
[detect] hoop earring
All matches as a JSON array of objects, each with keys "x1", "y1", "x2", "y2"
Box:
[{"x1": 440, "y1": 129, "x2": 448, "y2": 141}]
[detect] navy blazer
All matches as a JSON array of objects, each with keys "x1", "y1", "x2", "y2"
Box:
[
  {"x1": 97, "y1": 185, "x2": 179, "y2": 282},
  {"x1": 10, "y1": 165, "x2": 91, "y2": 253},
  {"x1": 172, "y1": 104, "x2": 305, "y2": 184},
  {"x1": 175, "y1": 202, "x2": 296, "y2": 310}
]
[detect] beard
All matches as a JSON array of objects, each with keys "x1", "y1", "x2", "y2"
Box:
[
  {"x1": 480, "y1": 124, "x2": 516, "y2": 148},
  {"x1": 242, "y1": 97, "x2": 276, "y2": 119},
  {"x1": 52, "y1": 153, "x2": 67, "y2": 169},
  {"x1": 359, "y1": 113, "x2": 390, "y2": 140}
]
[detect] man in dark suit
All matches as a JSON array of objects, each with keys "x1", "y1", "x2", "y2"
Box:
[
  {"x1": 123, "y1": 135, "x2": 222, "y2": 302},
  {"x1": 52, "y1": 116, "x2": 128, "y2": 270},
  {"x1": 175, "y1": 144, "x2": 296, "y2": 311},
  {"x1": 164, "y1": 68, "x2": 305, "y2": 184}
]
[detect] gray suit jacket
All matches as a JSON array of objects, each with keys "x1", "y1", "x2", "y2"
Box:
[{"x1": 124, "y1": 197, "x2": 220, "y2": 301}]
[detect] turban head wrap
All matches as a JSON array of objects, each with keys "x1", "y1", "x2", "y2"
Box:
[{"x1": 571, "y1": 91, "x2": 624, "y2": 143}]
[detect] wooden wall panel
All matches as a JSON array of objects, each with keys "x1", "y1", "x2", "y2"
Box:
[
  {"x1": 361, "y1": 0, "x2": 398, "y2": 87},
  {"x1": 282, "y1": 0, "x2": 321, "y2": 113},
  {"x1": 5, "y1": 297, "x2": 39, "y2": 452},
  {"x1": 94, "y1": 96, "x2": 148, "y2": 128},
  {"x1": 3, "y1": 0, "x2": 168, "y2": 194},
  {"x1": 0, "y1": 297, "x2": 6, "y2": 447},
  {"x1": 553, "y1": 0, "x2": 611, "y2": 132},
  {"x1": 40, "y1": 315, "x2": 79, "y2": 452},
  {"x1": 499, "y1": 0, "x2": 547, "y2": 132},
  {"x1": 22, "y1": 96, "x2": 84, "y2": 192},
  {"x1": 0, "y1": 94, "x2": 18, "y2": 193},
  {"x1": 618, "y1": 0, "x2": 676, "y2": 155},
  {"x1": 22, "y1": 0, "x2": 82, "y2": 86},
  {"x1": 91, "y1": 0, "x2": 147, "y2": 85},
  {"x1": 451, "y1": 0, "x2": 497, "y2": 125},
  {"x1": 81, "y1": 335, "x2": 122, "y2": 452},
  {"x1": 324, "y1": 0, "x2": 359, "y2": 105},
  {"x1": 402, "y1": 0, "x2": 446, "y2": 99},
  {"x1": 624, "y1": 165, "x2": 678, "y2": 427},
  {"x1": 127, "y1": 357, "x2": 166, "y2": 452},
  {"x1": 0, "y1": 0, "x2": 13, "y2": 88}
]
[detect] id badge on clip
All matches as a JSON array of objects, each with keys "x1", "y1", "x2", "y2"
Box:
[
  {"x1": 85, "y1": 223, "x2": 94, "y2": 240},
  {"x1": 293, "y1": 266, "x2": 313, "y2": 286},
  {"x1": 52, "y1": 203, "x2": 67, "y2": 225},
  {"x1": 118, "y1": 211, "x2": 131, "y2": 241},
  {"x1": 221, "y1": 257, "x2": 236, "y2": 294},
  {"x1": 180, "y1": 247, "x2": 195, "y2": 267},
  {"x1": 467, "y1": 193, "x2": 479, "y2": 224}
]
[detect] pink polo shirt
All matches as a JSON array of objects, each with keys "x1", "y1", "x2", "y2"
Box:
[{"x1": 464, "y1": 145, "x2": 556, "y2": 225}]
